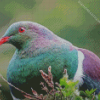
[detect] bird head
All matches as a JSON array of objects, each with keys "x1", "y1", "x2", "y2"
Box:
[{"x1": 0, "y1": 21, "x2": 54, "y2": 49}]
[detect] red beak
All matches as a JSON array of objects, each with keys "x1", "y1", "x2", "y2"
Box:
[{"x1": 0, "y1": 36, "x2": 10, "y2": 45}]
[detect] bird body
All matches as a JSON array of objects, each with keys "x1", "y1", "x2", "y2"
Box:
[
  {"x1": 0, "y1": 21, "x2": 100, "y2": 99},
  {"x1": 7, "y1": 36, "x2": 78, "y2": 99}
]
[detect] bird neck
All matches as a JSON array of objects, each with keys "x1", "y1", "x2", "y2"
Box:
[{"x1": 16, "y1": 35, "x2": 73, "y2": 58}]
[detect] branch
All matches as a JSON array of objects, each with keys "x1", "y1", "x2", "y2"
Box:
[{"x1": 0, "y1": 74, "x2": 36, "y2": 99}]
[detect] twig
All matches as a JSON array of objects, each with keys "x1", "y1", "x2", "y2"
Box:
[
  {"x1": 0, "y1": 74, "x2": 35, "y2": 99},
  {"x1": 92, "y1": 94, "x2": 95, "y2": 100}
]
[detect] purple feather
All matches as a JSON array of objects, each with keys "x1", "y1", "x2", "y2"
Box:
[{"x1": 78, "y1": 48, "x2": 100, "y2": 81}]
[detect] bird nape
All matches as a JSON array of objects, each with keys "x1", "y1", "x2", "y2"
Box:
[{"x1": 0, "y1": 21, "x2": 100, "y2": 100}]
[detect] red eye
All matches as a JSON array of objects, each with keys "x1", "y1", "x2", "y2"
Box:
[{"x1": 19, "y1": 27, "x2": 25, "y2": 33}]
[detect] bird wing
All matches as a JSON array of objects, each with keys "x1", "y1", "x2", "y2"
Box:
[{"x1": 78, "y1": 48, "x2": 100, "y2": 81}]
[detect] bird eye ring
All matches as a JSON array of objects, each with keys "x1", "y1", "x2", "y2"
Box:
[{"x1": 19, "y1": 27, "x2": 25, "y2": 33}]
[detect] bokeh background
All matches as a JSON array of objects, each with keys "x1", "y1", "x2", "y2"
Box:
[{"x1": 0, "y1": 0, "x2": 100, "y2": 99}]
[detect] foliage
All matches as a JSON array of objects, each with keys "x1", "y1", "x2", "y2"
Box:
[{"x1": 0, "y1": 66, "x2": 100, "y2": 100}]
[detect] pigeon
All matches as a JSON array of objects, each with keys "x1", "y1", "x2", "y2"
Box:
[{"x1": 0, "y1": 21, "x2": 100, "y2": 100}]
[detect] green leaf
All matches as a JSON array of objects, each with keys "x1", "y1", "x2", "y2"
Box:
[
  {"x1": 75, "y1": 96, "x2": 83, "y2": 100},
  {"x1": 98, "y1": 94, "x2": 100, "y2": 100},
  {"x1": 85, "y1": 88, "x2": 96, "y2": 95}
]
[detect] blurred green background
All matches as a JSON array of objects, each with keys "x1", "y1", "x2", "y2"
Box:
[{"x1": 0, "y1": 0, "x2": 100, "y2": 99}]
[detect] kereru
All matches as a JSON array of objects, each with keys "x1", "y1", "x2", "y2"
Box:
[{"x1": 0, "y1": 21, "x2": 100, "y2": 100}]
